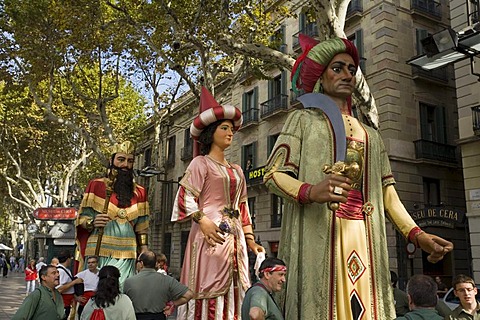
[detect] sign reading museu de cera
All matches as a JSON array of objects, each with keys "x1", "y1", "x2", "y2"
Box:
[{"x1": 410, "y1": 205, "x2": 465, "y2": 229}]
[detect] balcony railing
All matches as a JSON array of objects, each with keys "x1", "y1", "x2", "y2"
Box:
[
  {"x1": 292, "y1": 23, "x2": 319, "y2": 49},
  {"x1": 411, "y1": 0, "x2": 441, "y2": 18},
  {"x1": 260, "y1": 94, "x2": 289, "y2": 118},
  {"x1": 347, "y1": 0, "x2": 363, "y2": 16},
  {"x1": 181, "y1": 146, "x2": 193, "y2": 161},
  {"x1": 411, "y1": 66, "x2": 448, "y2": 83},
  {"x1": 242, "y1": 108, "x2": 259, "y2": 126},
  {"x1": 414, "y1": 139, "x2": 457, "y2": 163},
  {"x1": 290, "y1": 88, "x2": 305, "y2": 105},
  {"x1": 473, "y1": 106, "x2": 480, "y2": 136}
]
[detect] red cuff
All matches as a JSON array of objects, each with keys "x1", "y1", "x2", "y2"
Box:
[
  {"x1": 298, "y1": 183, "x2": 313, "y2": 204},
  {"x1": 408, "y1": 227, "x2": 423, "y2": 246}
]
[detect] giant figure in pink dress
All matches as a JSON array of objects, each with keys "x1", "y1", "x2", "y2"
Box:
[{"x1": 171, "y1": 87, "x2": 265, "y2": 320}]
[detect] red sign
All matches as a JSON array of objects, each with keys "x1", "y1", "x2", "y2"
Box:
[{"x1": 33, "y1": 207, "x2": 77, "y2": 220}]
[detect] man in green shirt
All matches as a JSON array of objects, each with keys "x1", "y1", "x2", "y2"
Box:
[
  {"x1": 446, "y1": 274, "x2": 480, "y2": 320},
  {"x1": 241, "y1": 257, "x2": 286, "y2": 320},
  {"x1": 12, "y1": 264, "x2": 65, "y2": 320},
  {"x1": 123, "y1": 250, "x2": 193, "y2": 320},
  {"x1": 395, "y1": 274, "x2": 443, "y2": 320}
]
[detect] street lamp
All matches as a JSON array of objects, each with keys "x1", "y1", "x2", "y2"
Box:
[{"x1": 407, "y1": 27, "x2": 480, "y2": 80}]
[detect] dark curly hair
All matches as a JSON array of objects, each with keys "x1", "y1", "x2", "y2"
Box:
[
  {"x1": 93, "y1": 265, "x2": 121, "y2": 308},
  {"x1": 198, "y1": 119, "x2": 233, "y2": 155}
]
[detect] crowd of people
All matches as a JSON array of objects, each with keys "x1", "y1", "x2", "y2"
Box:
[{"x1": 0, "y1": 253, "x2": 26, "y2": 277}]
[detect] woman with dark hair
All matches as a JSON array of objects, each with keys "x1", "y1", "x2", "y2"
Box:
[
  {"x1": 80, "y1": 265, "x2": 135, "y2": 320},
  {"x1": 171, "y1": 87, "x2": 264, "y2": 319}
]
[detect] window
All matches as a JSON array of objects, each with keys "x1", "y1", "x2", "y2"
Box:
[
  {"x1": 267, "y1": 134, "x2": 280, "y2": 156},
  {"x1": 423, "y1": 178, "x2": 440, "y2": 206},
  {"x1": 271, "y1": 194, "x2": 284, "y2": 228},
  {"x1": 348, "y1": 29, "x2": 365, "y2": 72},
  {"x1": 163, "y1": 232, "x2": 171, "y2": 263},
  {"x1": 270, "y1": 26, "x2": 286, "y2": 53},
  {"x1": 268, "y1": 72, "x2": 287, "y2": 99},
  {"x1": 299, "y1": 10, "x2": 317, "y2": 36},
  {"x1": 416, "y1": 29, "x2": 430, "y2": 55},
  {"x1": 162, "y1": 182, "x2": 174, "y2": 219},
  {"x1": 420, "y1": 103, "x2": 446, "y2": 143},
  {"x1": 248, "y1": 197, "x2": 256, "y2": 229},
  {"x1": 242, "y1": 87, "x2": 259, "y2": 124},
  {"x1": 181, "y1": 231, "x2": 190, "y2": 265},
  {"x1": 184, "y1": 128, "x2": 192, "y2": 148},
  {"x1": 144, "y1": 148, "x2": 152, "y2": 168},
  {"x1": 181, "y1": 128, "x2": 193, "y2": 160},
  {"x1": 166, "y1": 135, "x2": 176, "y2": 167},
  {"x1": 469, "y1": 0, "x2": 480, "y2": 23},
  {"x1": 242, "y1": 142, "x2": 257, "y2": 171}
]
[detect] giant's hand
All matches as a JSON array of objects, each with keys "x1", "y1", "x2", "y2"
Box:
[
  {"x1": 93, "y1": 213, "x2": 110, "y2": 228},
  {"x1": 309, "y1": 174, "x2": 352, "y2": 204},
  {"x1": 198, "y1": 216, "x2": 225, "y2": 246},
  {"x1": 246, "y1": 240, "x2": 265, "y2": 255},
  {"x1": 416, "y1": 232, "x2": 453, "y2": 263}
]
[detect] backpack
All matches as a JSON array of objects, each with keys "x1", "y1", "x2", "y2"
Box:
[{"x1": 90, "y1": 309, "x2": 106, "y2": 320}]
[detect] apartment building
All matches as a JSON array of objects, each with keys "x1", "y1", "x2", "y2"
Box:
[
  {"x1": 136, "y1": 0, "x2": 469, "y2": 285},
  {"x1": 449, "y1": 0, "x2": 480, "y2": 280}
]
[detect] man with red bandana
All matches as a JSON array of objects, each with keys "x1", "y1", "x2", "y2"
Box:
[
  {"x1": 241, "y1": 257, "x2": 286, "y2": 320},
  {"x1": 75, "y1": 141, "x2": 150, "y2": 285}
]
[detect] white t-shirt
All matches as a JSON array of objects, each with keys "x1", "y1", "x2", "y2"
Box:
[
  {"x1": 56, "y1": 264, "x2": 74, "y2": 294},
  {"x1": 36, "y1": 261, "x2": 47, "y2": 273},
  {"x1": 76, "y1": 269, "x2": 99, "y2": 292}
]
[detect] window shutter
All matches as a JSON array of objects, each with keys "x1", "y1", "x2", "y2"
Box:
[
  {"x1": 242, "y1": 92, "x2": 247, "y2": 112},
  {"x1": 355, "y1": 29, "x2": 365, "y2": 72},
  {"x1": 281, "y1": 70, "x2": 287, "y2": 95},
  {"x1": 241, "y1": 145, "x2": 246, "y2": 170},
  {"x1": 299, "y1": 12, "x2": 306, "y2": 32},
  {"x1": 435, "y1": 106, "x2": 446, "y2": 144},
  {"x1": 416, "y1": 29, "x2": 429, "y2": 55},
  {"x1": 268, "y1": 79, "x2": 273, "y2": 100},
  {"x1": 419, "y1": 103, "x2": 429, "y2": 140},
  {"x1": 252, "y1": 141, "x2": 258, "y2": 167},
  {"x1": 253, "y1": 87, "x2": 258, "y2": 109}
]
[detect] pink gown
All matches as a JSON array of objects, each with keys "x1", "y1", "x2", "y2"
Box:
[{"x1": 171, "y1": 155, "x2": 252, "y2": 320}]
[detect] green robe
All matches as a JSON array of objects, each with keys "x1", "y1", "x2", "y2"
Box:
[{"x1": 264, "y1": 109, "x2": 398, "y2": 319}]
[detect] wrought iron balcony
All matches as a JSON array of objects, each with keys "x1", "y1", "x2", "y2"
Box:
[
  {"x1": 414, "y1": 139, "x2": 457, "y2": 163},
  {"x1": 290, "y1": 88, "x2": 305, "y2": 106},
  {"x1": 473, "y1": 105, "x2": 480, "y2": 136},
  {"x1": 411, "y1": 0, "x2": 441, "y2": 18},
  {"x1": 260, "y1": 94, "x2": 289, "y2": 118},
  {"x1": 292, "y1": 23, "x2": 319, "y2": 49},
  {"x1": 242, "y1": 108, "x2": 259, "y2": 126},
  {"x1": 181, "y1": 146, "x2": 193, "y2": 161}
]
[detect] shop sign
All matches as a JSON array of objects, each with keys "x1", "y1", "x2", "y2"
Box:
[
  {"x1": 33, "y1": 207, "x2": 77, "y2": 220},
  {"x1": 246, "y1": 166, "x2": 266, "y2": 185},
  {"x1": 411, "y1": 206, "x2": 465, "y2": 229}
]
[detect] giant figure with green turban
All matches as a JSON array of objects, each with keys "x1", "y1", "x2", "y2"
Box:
[{"x1": 264, "y1": 34, "x2": 453, "y2": 319}]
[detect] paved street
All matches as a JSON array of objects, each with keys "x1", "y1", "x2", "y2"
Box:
[
  {"x1": 0, "y1": 269, "x2": 177, "y2": 319},
  {"x1": 0, "y1": 270, "x2": 26, "y2": 320}
]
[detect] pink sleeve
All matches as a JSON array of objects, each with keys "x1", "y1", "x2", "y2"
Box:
[{"x1": 171, "y1": 157, "x2": 206, "y2": 222}]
